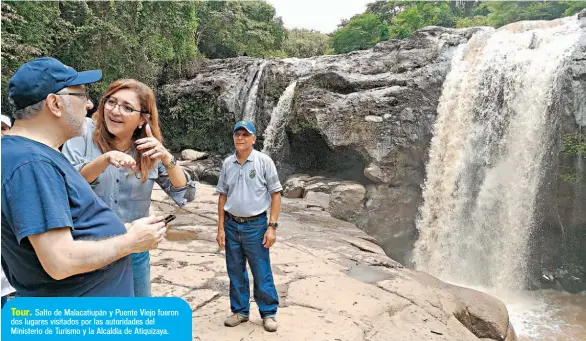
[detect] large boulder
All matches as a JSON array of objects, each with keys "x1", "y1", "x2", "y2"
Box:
[
  {"x1": 303, "y1": 191, "x2": 330, "y2": 210},
  {"x1": 282, "y1": 174, "x2": 312, "y2": 198},
  {"x1": 181, "y1": 149, "x2": 209, "y2": 161},
  {"x1": 330, "y1": 183, "x2": 366, "y2": 223},
  {"x1": 179, "y1": 155, "x2": 224, "y2": 185}
]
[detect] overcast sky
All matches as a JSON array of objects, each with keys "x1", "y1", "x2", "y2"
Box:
[{"x1": 266, "y1": 0, "x2": 373, "y2": 34}]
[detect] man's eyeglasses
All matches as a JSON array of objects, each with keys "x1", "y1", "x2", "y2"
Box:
[
  {"x1": 233, "y1": 132, "x2": 252, "y2": 138},
  {"x1": 104, "y1": 97, "x2": 149, "y2": 116},
  {"x1": 59, "y1": 91, "x2": 89, "y2": 100}
]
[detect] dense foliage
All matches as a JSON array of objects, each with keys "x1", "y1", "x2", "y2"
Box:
[
  {"x1": 1, "y1": 1, "x2": 200, "y2": 115},
  {"x1": 331, "y1": 0, "x2": 586, "y2": 53},
  {"x1": 332, "y1": 13, "x2": 389, "y2": 54},
  {"x1": 283, "y1": 29, "x2": 332, "y2": 58},
  {"x1": 194, "y1": 0, "x2": 286, "y2": 59}
]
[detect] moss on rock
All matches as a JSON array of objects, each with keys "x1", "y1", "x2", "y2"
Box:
[{"x1": 158, "y1": 95, "x2": 234, "y2": 153}]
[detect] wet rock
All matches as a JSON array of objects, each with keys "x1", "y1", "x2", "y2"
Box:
[
  {"x1": 365, "y1": 115, "x2": 383, "y2": 123},
  {"x1": 282, "y1": 174, "x2": 311, "y2": 198},
  {"x1": 304, "y1": 182, "x2": 330, "y2": 193},
  {"x1": 181, "y1": 149, "x2": 209, "y2": 161},
  {"x1": 180, "y1": 156, "x2": 222, "y2": 185},
  {"x1": 330, "y1": 183, "x2": 366, "y2": 223},
  {"x1": 303, "y1": 191, "x2": 330, "y2": 210},
  {"x1": 539, "y1": 265, "x2": 586, "y2": 293},
  {"x1": 364, "y1": 163, "x2": 388, "y2": 184}
]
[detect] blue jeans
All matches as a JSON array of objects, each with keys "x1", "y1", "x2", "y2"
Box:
[
  {"x1": 224, "y1": 214, "x2": 278, "y2": 319},
  {"x1": 131, "y1": 251, "x2": 151, "y2": 297}
]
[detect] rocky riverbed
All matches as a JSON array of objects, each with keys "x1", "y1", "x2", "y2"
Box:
[{"x1": 149, "y1": 183, "x2": 516, "y2": 341}]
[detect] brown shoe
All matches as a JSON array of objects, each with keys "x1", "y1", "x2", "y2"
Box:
[
  {"x1": 224, "y1": 313, "x2": 249, "y2": 327},
  {"x1": 263, "y1": 317, "x2": 277, "y2": 332}
]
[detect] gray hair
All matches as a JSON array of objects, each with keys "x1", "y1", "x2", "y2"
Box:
[{"x1": 12, "y1": 99, "x2": 46, "y2": 120}]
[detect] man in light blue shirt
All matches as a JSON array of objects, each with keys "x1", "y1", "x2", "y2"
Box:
[{"x1": 216, "y1": 120, "x2": 282, "y2": 332}]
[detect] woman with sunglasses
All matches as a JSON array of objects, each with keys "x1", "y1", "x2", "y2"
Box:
[{"x1": 62, "y1": 79, "x2": 196, "y2": 297}]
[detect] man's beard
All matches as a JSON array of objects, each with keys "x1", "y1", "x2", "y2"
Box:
[{"x1": 62, "y1": 99, "x2": 85, "y2": 137}]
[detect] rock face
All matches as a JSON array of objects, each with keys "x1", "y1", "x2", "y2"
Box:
[
  {"x1": 150, "y1": 183, "x2": 517, "y2": 341},
  {"x1": 158, "y1": 26, "x2": 484, "y2": 264},
  {"x1": 157, "y1": 14, "x2": 586, "y2": 285}
]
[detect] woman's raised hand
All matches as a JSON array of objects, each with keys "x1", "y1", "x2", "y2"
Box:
[{"x1": 135, "y1": 123, "x2": 173, "y2": 165}]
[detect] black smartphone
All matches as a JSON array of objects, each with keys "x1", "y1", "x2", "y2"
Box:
[{"x1": 163, "y1": 214, "x2": 176, "y2": 225}]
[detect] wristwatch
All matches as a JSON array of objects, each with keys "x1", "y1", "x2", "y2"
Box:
[
  {"x1": 164, "y1": 156, "x2": 177, "y2": 169},
  {"x1": 268, "y1": 222, "x2": 278, "y2": 228}
]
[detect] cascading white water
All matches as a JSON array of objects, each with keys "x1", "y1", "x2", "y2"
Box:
[
  {"x1": 242, "y1": 61, "x2": 267, "y2": 122},
  {"x1": 232, "y1": 61, "x2": 267, "y2": 123},
  {"x1": 413, "y1": 16, "x2": 582, "y2": 292},
  {"x1": 261, "y1": 81, "x2": 297, "y2": 159}
]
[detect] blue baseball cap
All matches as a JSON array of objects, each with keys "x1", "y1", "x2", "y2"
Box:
[
  {"x1": 8, "y1": 57, "x2": 102, "y2": 109},
  {"x1": 233, "y1": 120, "x2": 256, "y2": 135}
]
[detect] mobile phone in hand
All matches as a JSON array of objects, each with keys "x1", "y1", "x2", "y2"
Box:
[{"x1": 163, "y1": 214, "x2": 176, "y2": 225}]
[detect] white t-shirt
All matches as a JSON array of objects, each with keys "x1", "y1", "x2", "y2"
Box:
[{"x1": 1, "y1": 265, "x2": 16, "y2": 297}]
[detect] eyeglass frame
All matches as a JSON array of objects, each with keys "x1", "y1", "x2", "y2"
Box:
[
  {"x1": 103, "y1": 96, "x2": 149, "y2": 116},
  {"x1": 233, "y1": 131, "x2": 253, "y2": 138},
  {"x1": 58, "y1": 92, "x2": 89, "y2": 100}
]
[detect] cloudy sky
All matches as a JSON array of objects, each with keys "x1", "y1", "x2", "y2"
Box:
[{"x1": 266, "y1": 0, "x2": 373, "y2": 34}]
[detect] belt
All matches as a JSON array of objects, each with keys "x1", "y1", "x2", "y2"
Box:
[{"x1": 225, "y1": 211, "x2": 266, "y2": 223}]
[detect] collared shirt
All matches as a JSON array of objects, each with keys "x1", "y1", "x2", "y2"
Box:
[
  {"x1": 216, "y1": 149, "x2": 282, "y2": 217},
  {"x1": 62, "y1": 118, "x2": 197, "y2": 224}
]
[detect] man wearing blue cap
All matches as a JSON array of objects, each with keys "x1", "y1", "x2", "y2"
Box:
[
  {"x1": 216, "y1": 120, "x2": 282, "y2": 332},
  {"x1": 1, "y1": 57, "x2": 167, "y2": 297}
]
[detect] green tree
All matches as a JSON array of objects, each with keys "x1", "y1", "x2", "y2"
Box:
[
  {"x1": 1, "y1": 0, "x2": 199, "y2": 107},
  {"x1": 1, "y1": 1, "x2": 70, "y2": 116},
  {"x1": 561, "y1": 0, "x2": 586, "y2": 16},
  {"x1": 195, "y1": 0, "x2": 286, "y2": 59},
  {"x1": 481, "y1": 1, "x2": 586, "y2": 27},
  {"x1": 334, "y1": 1, "x2": 586, "y2": 53},
  {"x1": 388, "y1": 1, "x2": 456, "y2": 39},
  {"x1": 331, "y1": 13, "x2": 388, "y2": 54},
  {"x1": 455, "y1": 15, "x2": 489, "y2": 28},
  {"x1": 76, "y1": 1, "x2": 198, "y2": 91},
  {"x1": 283, "y1": 29, "x2": 332, "y2": 58},
  {"x1": 366, "y1": 0, "x2": 409, "y2": 25}
]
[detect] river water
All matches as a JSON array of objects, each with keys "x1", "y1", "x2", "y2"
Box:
[
  {"x1": 509, "y1": 290, "x2": 586, "y2": 341},
  {"x1": 459, "y1": 285, "x2": 586, "y2": 341}
]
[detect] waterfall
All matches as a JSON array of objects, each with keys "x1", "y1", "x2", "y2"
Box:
[
  {"x1": 413, "y1": 16, "x2": 582, "y2": 291},
  {"x1": 234, "y1": 61, "x2": 266, "y2": 123},
  {"x1": 261, "y1": 81, "x2": 297, "y2": 161},
  {"x1": 242, "y1": 61, "x2": 266, "y2": 122}
]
